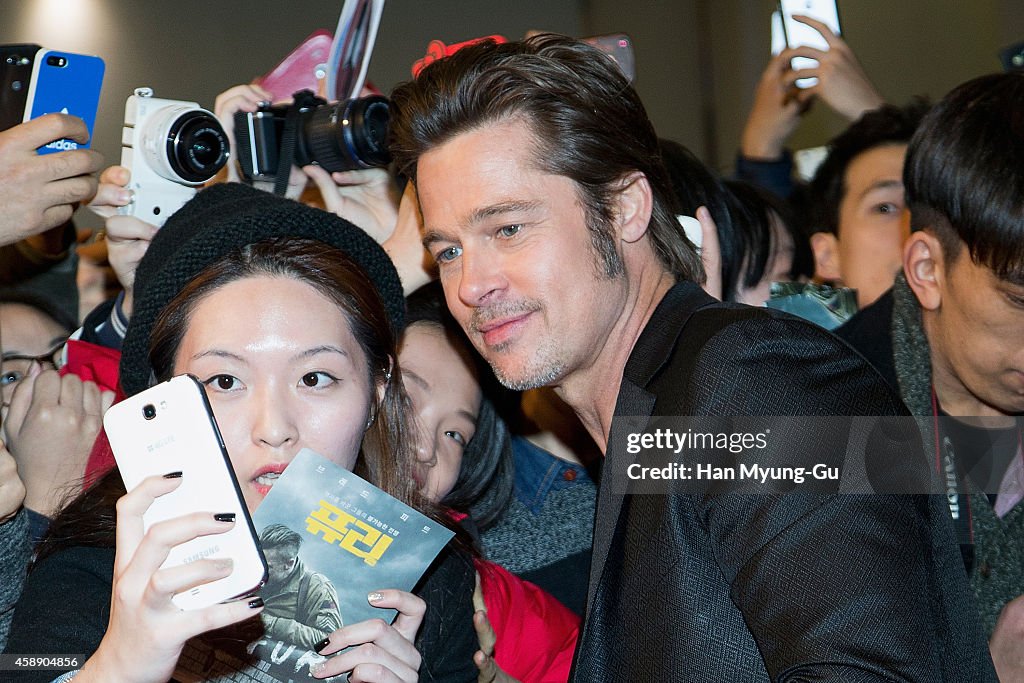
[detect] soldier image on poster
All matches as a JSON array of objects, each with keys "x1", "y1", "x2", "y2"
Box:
[{"x1": 258, "y1": 523, "x2": 344, "y2": 649}]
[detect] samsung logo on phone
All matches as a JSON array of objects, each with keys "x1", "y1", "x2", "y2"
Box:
[
  {"x1": 183, "y1": 545, "x2": 221, "y2": 564},
  {"x1": 146, "y1": 435, "x2": 176, "y2": 453}
]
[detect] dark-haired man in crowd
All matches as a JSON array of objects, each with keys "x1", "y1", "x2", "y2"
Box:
[
  {"x1": 837, "y1": 71, "x2": 1024, "y2": 681},
  {"x1": 389, "y1": 34, "x2": 995, "y2": 681},
  {"x1": 736, "y1": 15, "x2": 927, "y2": 309},
  {"x1": 804, "y1": 101, "x2": 929, "y2": 308}
]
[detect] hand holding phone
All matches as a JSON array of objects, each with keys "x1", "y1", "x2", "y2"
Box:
[
  {"x1": 0, "y1": 114, "x2": 102, "y2": 242},
  {"x1": 103, "y1": 374, "x2": 267, "y2": 609},
  {"x1": 81, "y1": 471, "x2": 266, "y2": 683},
  {"x1": 778, "y1": 0, "x2": 840, "y2": 88},
  {"x1": 777, "y1": 9, "x2": 884, "y2": 120}
]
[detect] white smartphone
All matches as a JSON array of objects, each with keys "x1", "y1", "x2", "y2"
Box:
[
  {"x1": 103, "y1": 374, "x2": 267, "y2": 610},
  {"x1": 778, "y1": 0, "x2": 841, "y2": 88},
  {"x1": 770, "y1": 11, "x2": 786, "y2": 57}
]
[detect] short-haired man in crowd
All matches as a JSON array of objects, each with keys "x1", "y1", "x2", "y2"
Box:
[
  {"x1": 389, "y1": 34, "x2": 995, "y2": 680},
  {"x1": 804, "y1": 101, "x2": 929, "y2": 308},
  {"x1": 837, "y1": 71, "x2": 1024, "y2": 681}
]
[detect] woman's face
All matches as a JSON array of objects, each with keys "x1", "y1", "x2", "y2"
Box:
[
  {"x1": 173, "y1": 275, "x2": 374, "y2": 513},
  {"x1": 399, "y1": 324, "x2": 481, "y2": 503},
  {"x1": 0, "y1": 303, "x2": 68, "y2": 410}
]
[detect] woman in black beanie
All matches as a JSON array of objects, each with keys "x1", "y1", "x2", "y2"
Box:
[{"x1": 4, "y1": 183, "x2": 478, "y2": 683}]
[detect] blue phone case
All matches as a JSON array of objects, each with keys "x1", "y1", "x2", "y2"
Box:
[{"x1": 23, "y1": 49, "x2": 105, "y2": 154}]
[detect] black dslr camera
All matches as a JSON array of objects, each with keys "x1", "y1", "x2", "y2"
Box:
[{"x1": 233, "y1": 90, "x2": 390, "y2": 180}]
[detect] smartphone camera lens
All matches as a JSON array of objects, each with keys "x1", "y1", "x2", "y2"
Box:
[
  {"x1": 45, "y1": 55, "x2": 67, "y2": 67},
  {"x1": 143, "y1": 404, "x2": 157, "y2": 420}
]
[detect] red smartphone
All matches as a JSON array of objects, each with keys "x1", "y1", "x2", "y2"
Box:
[{"x1": 256, "y1": 30, "x2": 333, "y2": 101}]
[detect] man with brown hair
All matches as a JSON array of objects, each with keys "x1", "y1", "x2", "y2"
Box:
[{"x1": 389, "y1": 35, "x2": 994, "y2": 681}]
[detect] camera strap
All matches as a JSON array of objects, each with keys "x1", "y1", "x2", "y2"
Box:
[{"x1": 273, "y1": 90, "x2": 321, "y2": 196}]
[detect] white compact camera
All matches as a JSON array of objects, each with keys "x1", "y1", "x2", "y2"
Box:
[{"x1": 119, "y1": 87, "x2": 229, "y2": 226}]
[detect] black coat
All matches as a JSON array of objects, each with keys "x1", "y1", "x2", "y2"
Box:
[{"x1": 570, "y1": 282, "x2": 995, "y2": 681}]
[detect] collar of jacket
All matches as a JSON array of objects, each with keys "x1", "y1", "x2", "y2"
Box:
[
  {"x1": 616, "y1": 280, "x2": 718, "y2": 416},
  {"x1": 585, "y1": 281, "x2": 716, "y2": 615},
  {"x1": 890, "y1": 271, "x2": 934, "y2": 417}
]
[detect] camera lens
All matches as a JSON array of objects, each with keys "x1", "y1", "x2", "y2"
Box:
[
  {"x1": 141, "y1": 104, "x2": 231, "y2": 186},
  {"x1": 166, "y1": 111, "x2": 230, "y2": 183},
  {"x1": 143, "y1": 404, "x2": 157, "y2": 420},
  {"x1": 302, "y1": 95, "x2": 391, "y2": 173},
  {"x1": 45, "y1": 55, "x2": 67, "y2": 67}
]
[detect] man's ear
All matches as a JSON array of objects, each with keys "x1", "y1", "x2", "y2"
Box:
[
  {"x1": 615, "y1": 172, "x2": 654, "y2": 243},
  {"x1": 810, "y1": 232, "x2": 842, "y2": 282},
  {"x1": 903, "y1": 232, "x2": 944, "y2": 311}
]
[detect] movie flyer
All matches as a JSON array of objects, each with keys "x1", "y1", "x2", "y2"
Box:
[{"x1": 174, "y1": 448, "x2": 454, "y2": 682}]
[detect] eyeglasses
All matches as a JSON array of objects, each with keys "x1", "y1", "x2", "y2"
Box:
[{"x1": 1, "y1": 342, "x2": 65, "y2": 401}]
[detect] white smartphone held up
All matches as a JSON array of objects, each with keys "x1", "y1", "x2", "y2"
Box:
[
  {"x1": 778, "y1": 0, "x2": 841, "y2": 88},
  {"x1": 103, "y1": 374, "x2": 267, "y2": 610}
]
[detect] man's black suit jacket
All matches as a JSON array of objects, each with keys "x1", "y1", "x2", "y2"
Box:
[{"x1": 569, "y1": 283, "x2": 995, "y2": 681}]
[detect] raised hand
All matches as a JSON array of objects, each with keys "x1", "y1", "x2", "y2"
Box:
[
  {"x1": 88, "y1": 165, "x2": 158, "y2": 317},
  {"x1": 311, "y1": 589, "x2": 425, "y2": 682},
  {"x1": 0, "y1": 114, "x2": 103, "y2": 246},
  {"x1": 786, "y1": 15, "x2": 885, "y2": 121},
  {"x1": 74, "y1": 473, "x2": 264, "y2": 683},
  {"x1": 4, "y1": 369, "x2": 115, "y2": 517}
]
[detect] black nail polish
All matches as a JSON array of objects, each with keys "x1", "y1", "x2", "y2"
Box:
[
  {"x1": 248, "y1": 597, "x2": 264, "y2": 609},
  {"x1": 314, "y1": 637, "x2": 331, "y2": 654},
  {"x1": 163, "y1": 471, "x2": 183, "y2": 479},
  {"x1": 214, "y1": 512, "x2": 236, "y2": 523}
]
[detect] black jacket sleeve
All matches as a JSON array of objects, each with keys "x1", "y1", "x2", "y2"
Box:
[{"x1": 414, "y1": 546, "x2": 479, "y2": 683}]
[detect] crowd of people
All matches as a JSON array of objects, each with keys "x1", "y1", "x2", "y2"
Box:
[{"x1": 0, "y1": 13, "x2": 1022, "y2": 683}]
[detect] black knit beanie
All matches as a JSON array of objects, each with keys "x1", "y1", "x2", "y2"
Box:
[{"x1": 119, "y1": 182, "x2": 405, "y2": 397}]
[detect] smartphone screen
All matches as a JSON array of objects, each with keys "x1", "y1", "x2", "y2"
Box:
[
  {"x1": 104, "y1": 374, "x2": 267, "y2": 609},
  {"x1": 22, "y1": 49, "x2": 105, "y2": 154},
  {"x1": 778, "y1": 0, "x2": 841, "y2": 87},
  {"x1": 0, "y1": 44, "x2": 40, "y2": 132}
]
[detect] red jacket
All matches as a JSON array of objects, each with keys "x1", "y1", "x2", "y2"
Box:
[
  {"x1": 475, "y1": 557, "x2": 578, "y2": 683},
  {"x1": 60, "y1": 338, "x2": 122, "y2": 485}
]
